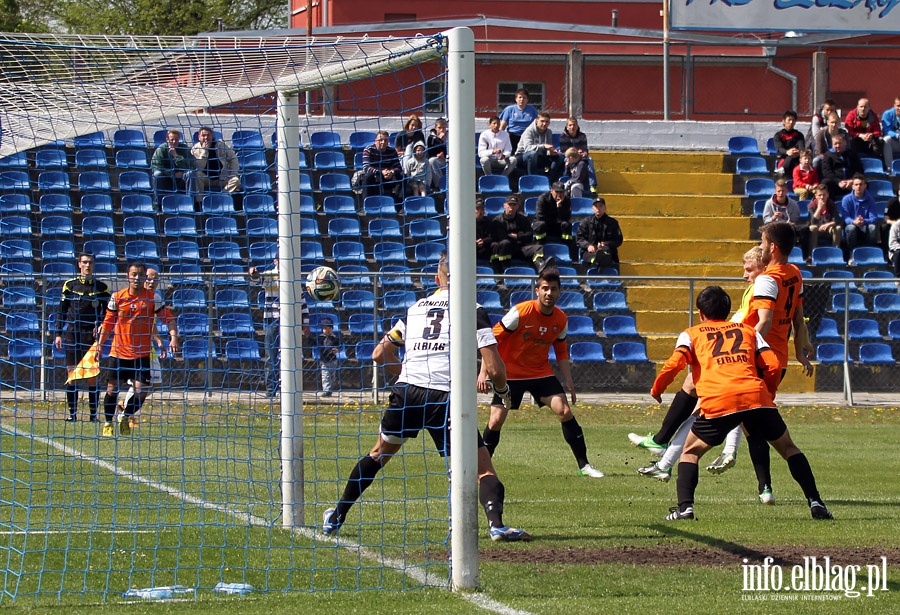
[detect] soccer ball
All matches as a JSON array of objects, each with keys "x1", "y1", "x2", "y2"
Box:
[{"x1": 306, "y1": 266, "x2": 341, "y2": 302}]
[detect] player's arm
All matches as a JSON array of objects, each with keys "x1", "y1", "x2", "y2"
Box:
[
  {"x1": 155, "y1": 297, "x2": 178, "y2": 354},
  {"x1": 553, "y1": 338, "x2": 576, "y2": 404},
  {"x1": 54, "y1": 283, "x2": 71, "y2": 349},
  {"x1": 95, "y1": 297, "x2": 117, "y2": 356},
  {"x1": 650, "y1": 336, "x2": 692, "y2": 403},
  {"x1": 751, "y1": 276, "x2": 777, "y2": 337},
  {"x1": 791, "y1": 302, "x2": 814, "y2": 376},
  {"x1": 373, "y1": 322, "x2": 404, "y2": 375}
]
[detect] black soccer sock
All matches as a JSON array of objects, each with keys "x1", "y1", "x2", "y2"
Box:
[
  {"x1": 747, "y1": 434, "x2": 772, "y2": 493},
  {"x1": 654, "y1": 390, "x2": 698, "y2": 445},
  {"x1": 786, "y1": 453, "x2": 822, "y2": 503},
  {"x1": 66, "y1": 384, "x2": 78, "y2": 418},
  {"x1": 88, "y1": 388, "x2": 100, "y2": 420},
  {"x1": 333, "y1": 455, "x2": 383, "y2": 523},
  {"x1": 482, "y1": 426, "x2": 501, "y2": 457},
  {"x1": 561, "y1": 417, "x2": 589, "y2": 468},
  {"x1": 479, "y1": 474, "x2": 505, "y2": 528},
  {"x1": 676, "y1": 461, "x2": 699, "y2": 511},
  {"x1": 123, "y1": 392, "x2": 142, "y2": 417},
  {"x1": 103, "y1": 393, "x2": 118, "y2": 423}
]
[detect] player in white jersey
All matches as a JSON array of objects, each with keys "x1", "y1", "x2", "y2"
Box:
[{"x1": 322, "y1": 254, "x2": 531, "y2": 542}]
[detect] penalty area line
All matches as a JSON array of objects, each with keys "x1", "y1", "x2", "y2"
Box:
[{"x1": 6, "y1": 426, "x2": 533, "y2": 615}]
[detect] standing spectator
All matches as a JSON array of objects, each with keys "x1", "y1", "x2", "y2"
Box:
[
  {"x1": 841, "y1": 174, "x2": 881, "y2": 259},
  {"x1": 188, "y1": 126, "x2": 240, "y2": 200},
  {"x1": 807, "y1": 184, "x2": 843, "y2": 258},
  {"x1": 791, "y1": 149, "x2": 819, "y2": 201},
  {"x1": 820, "y1": 133, "x2": 863, "y2": 200},
  {"x1": 403, "y1": 141, "x2": 431, "y2": 197},
  {"x1": 774, "y1": 110, "x2": 805, "y2": 178},
  {"x1": 881, "y1": 97, "x2": 900, "y2": 173},
  {"x1": 426, "y1": 118, "x2": 448, "y2": 192},
  {"x1": 151, "y1": 129, "x2": 193, "y2": 197},
  {"x1": 575, "y1": 197, "x2": 623, "y2": 268},
  {"x1": 249, "y1": 259, "x2": 310, "y2": 397},
  {"x1": 499, "y1": 88, "x2": 539, "y2": 153},
  {"x1": 360, "y1": 131, "x2": 403, "y2": 201},
  {"x1": 478, "y1": 116, "x2": 515, "y2": 176},
  {"x1": 533, "y1": 182, "x2": 574, "y2": 259},
  {"x1": 475, "y1": 198, "x2": 494, "y2": 263},
  {"x1": 316, "y1": 317, "x2": 342, "y2": 398},
  {"x1": 515, "y1": 112, "x2": 564, "y2": 183},
  {"x1": 394, "y1": 114, "x2": 425, "y2": 165},
  {"x1": 490, "y1": 195, "x2": 553, "y2": 274},
  {"x1": 563, "y1": 148, "x2": 590, "y2": 198},
  {"x1": 54, "y1": 252, "x2": 111, "y2": 422},
  {"x1": 844, "y1": 97, "x2": 883, "y2": 159},
  {"x1": 806, "y1": 99, "x2": 837, "y2": 144}
]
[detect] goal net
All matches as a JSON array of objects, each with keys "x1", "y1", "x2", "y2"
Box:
[{"x1": 0, "y1": 29, "x2": 468, "y2": 604}]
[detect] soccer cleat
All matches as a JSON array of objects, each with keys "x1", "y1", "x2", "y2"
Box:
[
  {"x1": 102, "y1": 422, "x2": 115, "y2": 437},
  {"x1": 489, "y1": 525, "x2": 532, "y2": 542},
  {"x1": 758, "y1": 488, "x2": 775, "y2": 505},
  {"x1": 65, "y1": 415, "x2": 77, "y2": 422},
  {"x1": 637, "y1": 463, "x2": 671, "y2": 482},
  {"x1": 665, "y1": 506, "x2": 695, "y2": 521},
  {"x1": 578, "y1": 463, "x2": 605, "y2": 478},
  {"x1": 706, "y1": 452, "x2": 736, "y2": 474},
  {"x1": 809, "y1": 500, "x2": 833, "y2": 520},
  {"x1": 322, "y1": 508, "x2": 341, "y2": 535},
  {"x1": 628, "y1": 432, "x2": 666, "y2": 456},
  {"x1": 119, "y1": 419, "x2": 131, "y2": 436}
]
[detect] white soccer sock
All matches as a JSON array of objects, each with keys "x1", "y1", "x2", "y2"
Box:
[
  {"x1": 722, "y1": 426, "x2": 743, "y2": 456},
  {"x1": 657, "y1": 415, "x2": 695, "y2": 471}
]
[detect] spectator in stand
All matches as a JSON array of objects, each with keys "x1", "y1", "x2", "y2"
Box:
[
  {"x1": 563, "y1": 148, "x2": 590, "y2": 199},
  {"x1": 820, "y1": 133, "x2": 863, "y2": 200},
  {"x1": 844, "y1": 97, "x2": 883, "y2": 159},
  {"x1": 841, "y1": 174, "x2": 882, "y2": 260},
  {"x1": 188, "y1": 126, "x2": 240, "y2": 202},
  {"x1": 499, "y1": 88, "x2": 539, "y2": 153},
  {"x1": 774, "y1": 110, "x2": 805, "y2": 178},
  {"x1": 806, "y1": 99, "x2": 837, "y2": 144},
  {"x1": 889, "y1": 215, "x2": 900, "y2": 278},
  {"x1": 880, "y1": 187, "x2": 900, "y2": 261},
  {"x1": 559, "y1": 117, "x2": 597, "y2": 191},
  {"x1": 361, "y1": 130, "x2": 403, "y2": 201},
  {"x1": 813, "y1": 112, "x2": 848, "y2": 158},
  {"x1": 881, "y1": 97, "x2": 900, "y2": 173},
  {"x1": 151, "y1": 129, "x2": 193, "y2": 196},
  {"x1": 807, "y1": 184, "x2": 843, "y2": 260},
  {"x1": 792, "y1": 149, "x2": 819, "y2": 201},
  {"x1": 403, "y1": 141, "x2": 431, "y2": 197},
  {"x1": 516, "y1": 112, "x2": 564, "y2": 183},
  {"x1": 426, "y1": 118, "x2": 448, "y2": 192},
  {"x1": 475, "y1": 198, "x2": 494, "y2": 263},
  {"x1": 478, "y1": 116, "x2": 516, "y2": 177},
  {"x1": 533, "y1": 182, "x2": 575, "y2": 259},
  {"x1": 490, "y1": 195, "x2": 554, "y2": 274},
  {"x1": 575, "y1": 197, "x2": 623, "y2": 269},
  {"x1": 316, "y1": 317, "x2": 343, "y2": 398},
  {"x1": 763, "y1": 178, "x2": 811, "y2": 262},
  {"x1": 395, "y1": 114, "x2": 425, "y2": 165}
]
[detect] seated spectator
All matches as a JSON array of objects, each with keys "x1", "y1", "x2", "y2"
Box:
[
  {"x1": 563, "y1": 148, "x2": 590, "y2": 198},
  {"x1": 575, "y1": 197, "x2": 623, "y2": 268},
  {"x1": 490, "y1": 195, "x2": 554, "y2": 274},
  {"x1": 151, "y1": 129, "x2": 193, "y2": 196},
  {"x1": 403, "y1": 141, "x2": 430, "y2": 197},
  {"x1": 889, "y1": 217, "x2": 900, "y2": 279},
  {"x1": 559, "y1": 117, "x2": 597, "y2": 190},
  {"x1": 188, "y1": 126, "x2": 240, "y2": 201},
  {"x1": 792, "y1": 149, "x2": 819, "y2": 201},
  {"x1": 533, "y1": 182, "x2": 575, "y2": 259},
  {"x1": 807, "y1": 184, "x2": 843, "y2": 261},
  {"x1": 395, "y1": 114, "x2": 425, "y2": 165},
  {"x1": 820, "y1": 133, "x2": 863, "y2": 200},
  {"x1": 844, "y1": 97, "x2": 883, "y2": 159},
  {"x1": 813, "y1": 112, "x2": 848, "y2": 174},
  {"x1": 516, "y1": 112, "x2": 564, "y2": 182},
  {"x1": 426, "y1": 118, "x2": 448, "y2": 192},
  {"x1": 478, "y1": 116, "x2": 515, "y2": 176},
  {"x1": 774, "y1": 110, "x2": 805, "y2": 178},
  {"x1": 806, "y1": 98, "x2": 837, "y2": 144},
  {"x1": 840, "y1": 173, "x2": 881, "y2": 259},
  {"x1": 361, "y1": 130, "x2": 402, "y2": 201},
  {"x1": 475, "y1": 198, "x2": 494, "y2": 263},
  {"x1": 499, "y1": 88, "x2": 539, "y2": 153},
  {"x1": 881, "y1": 97, "x2": 900, "y2": 173},
  {"x1": 881, "y1": 186, "x2": 900, "y2": 260},
  {"x1": 763, "y1": 178, "x2": 811, "y2": 261}
]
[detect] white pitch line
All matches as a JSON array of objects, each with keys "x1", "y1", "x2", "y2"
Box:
[
  {"x1": 4, "y1": 426, "x2": 533, "y2": 615},
  {"x1": 0, "y1": 529, "x2": 157, "y2": 536}
]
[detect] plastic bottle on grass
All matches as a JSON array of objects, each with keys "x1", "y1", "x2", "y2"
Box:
[
  {"x1": 122, "y1": 585, "x2": 194, "y2": 600},
  {"x1": 213, "y1": 582, "x2": 255, "y2": 596}
]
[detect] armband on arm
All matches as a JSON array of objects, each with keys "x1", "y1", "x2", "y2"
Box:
[{"x1": 492, "y1": 382, "x2": 511, "y2": 409}]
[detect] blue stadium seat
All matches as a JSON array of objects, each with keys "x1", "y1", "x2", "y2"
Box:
[
  {"x1": 846, "y1": 318, "x2": 882, "y2": 341},
  {"x1": 380, "y1": 265, "x2": 414, "y2": 288},
  {"x1": 122, "y1": 215, "x2": 156, "y2": 237},
  {"x1": 322, "y1": 195, "x2": 357, "y2": 215},
  {"x1": 478, "y1": 175, "x2": 510, "y2": 194},
  {"x1": 744, "y1": 177, "x2": 775, "y2": 198},
  {"x1": 373, "y1": 241, "x2": 407, "y2": 264},
  {"x1": 409, "y1": 219, "x2": 443, "y2": 239},
  {"x1": 167, "y1": 240, "x2": 201, "y2": 263},
  {"x1": 8, "y1": 339, "x2": 43, "y2": 362},
  {"x1": 172, "y1": 288, "x2": 207, "y2": 311},
  {"x1": 541, "y1": 243, "x2": 572, "y2": 263},
  {"x1": 309, "y1": 131, "x2": 342, "y2": 150},
  {"x1": 555, "y1": 291, "x2": 587, "y2": 311},
  {"x1": 5, "y1": 311, "x2": 41, "y2": 334},
  {"x1": 503, "y1": 266, "x2": 535, "y2": 289},
  {"x1": 593, "y1": 291, "x2": 629, "y2": 311},
  {"x1": 299, "y1": 241, "x2": 325, "y2": 262},
  {"x1": 219, "y1": 312, "x2": 256, "y2": 336},
  {"x1": 860, "y1": 157, "x2": 886, "y2": 176},
  {"x1": 92, "y1": 262, "x2": 118, "y2": 277},
  {"x1": 523, "y1": 197, "x2": 537, "y2": 216},
  {"x1": 831, "y1": 292, "x2": 866, "y2": 313},
  {"x1": 115, "y1": 149, "x2": 150, "y2": 169},
  {"x1": 403, "y1": 196, "x2": 438, "y2": 215},
  {"x1": 161, "y1": 194, "x2": 195, "y2": 215},
  {"x1": 298, "y1": 173, "x2": 313, "y2": 192},
  {"x1": 177, "y1": 312, "x2": 210, "y2": 337},
  {"x1": 0, "y1": 152, "x2": 28, "y2": 169},
  {"x1": 816, "y1": 343, "x2": 847, "y2": 364},
  {"x1": 612, "y1": 341, "x2": 650, "y2": 362},
  {"x1": 383, "y1": 290, "x2": 417, "y2": 311},
  {"x1": 2, "y1": 286, "x2": 37, "y2": 309},
  {"x1": 812, "y1": 246, "x2": 845, "y2": 267},
  {"x1": 215, "y1": 289, "x2": 250, "y2": 312},
  {"x1": 862, "y1": 270, "x2": 896, "y2": 292},
  {"x1": 517, "y1": 174, "x2": 550, "y2": 194},
  {"x1": 567, "y1": 315, "x2": 596, "y2": 337},
  {"x1": 851, "y1": 246, "x2": 885, "y2": 266},
  {"x1": 568, "y1": 341, "x2": 606, "y2": 363},
  {"x1": 248, "y1": 241, "x2": 277, "y2": 266},
  {"x1": 888, "y1": 319, "x2": 900, "y2": 339},
  {"x1": 205, "y1": 216, "x2": 239, "y2": 238},
  {"x1": 765, "y1": 138, "x2": 777, "y2": 155},
  {"x1": 354, "y1": 341, "x2": 377, "y2": 362},
  {"x1": 858, "y1": 342, "x2": 894, "y2": 364},
  {"x1": 727, "y1": 136, "x2": 760, "y2": 155},
  {"x1": 74, "y1": 132, "x2": 107, "y2": 150},
  {"x1": 82, "y1": 239, "x2": 116, "y2": 262},
  {"x1": 242, "y1": 171, "x2": 272, "y2": 193},
  {"x1": 124, "y1": 239, "x2": 159, "y2": 262},
  {"x1": 585, "y1": 266, "x2": 622, "y2": 290},
  {"x1": 231, "y1": 130, "x2": 265, "y2": 150},
  {"x1": 167, "y1": 263, "x2": 204, "y2": 286},
  {"x1": 353, "y1": 152, "x2": 365, "y2": 169},
  {"x1": 341, "y1": 290, "x2": 376, "y2": 311},
  {"x1": 247, "y1": 217, "x2": 277, "y2": 239},
  {"x1": 152, "y1": 129, "x2": 169, "y2": 147},
  {"x1": 475, "y1": 266, "x2": 497, "y2": 288},
  {"x1": 0, "y1": 194, "x2": 31, "y2": 214},
  {"x1": 207, "y1": 241, "x2": 243, "y2": 263},
  {"x1": 735, "y1": 156, "x2": 769, "y2": 175},
  {"x1": 77, "y1": 171, "x2": 112, "y2": 193},
  {"x1": 39, "y1": 194, "x2": 72, "y2": 213},
  {"x1": 308, "y1": 313, "x2": 339, "y2": 331},
  {"x1": 297, "y1": 217, "x2": 319, "y2": 238},
  {"x1": 570, "y1": 197, "x2": 594, "y2": 217},
  {"x1": 603, "y1": 315, "x2": 639, "y2": 336},
  {"x1": 483, "y1": 196, "x2": 507, "y2": 216},
  {"x1": 236, "y1": 150, "x2": 268, "y2": 171},
  {"x1": 43, "y1": 262, "x2": 76, "y2": 284},
  {"x1": 328, "y1": 217, "x2": 361, "y2": 237},
  {"x1": 753, "y1": 199, "x2": 767, "y2": 218},
  {"x1": 41, "y1": 239, "x2": 75, "y2": 262},
  {"x1": 368, "y1": 218, "x2": 402, "y2": 239},
  {"x1": 815, "y1": 318, "x2": 841, "y2": 341},
  {"x1": 363, "y1": 195, "x2": 397, "y2": 215},
  {"x1": 0, "y1": 262, "x2": 35, "y2": 284},
  {"x1": 181, "y1": 338, "x2": 211, "y2": 361},
  {"x1": 314, "y1": 151, "x2": 347, "y2": 169},
  {"x1": 0, "y1": 171, "x2": 30, "y2": 192},
  {"x1": 508, "y1": 290, "x2": 534, "y2": 306},
  {"x1": 34, "y1": 149, "x2": 68, "y2": 169},
  {"x1": 475, "y1": 290, "x2": 504, "y2": 310},
  {"x1": 347, "y1": 312, "x2": 382, "y2": 335},
  {"x1": 331, "y1": 240, "x2": 366, "y2": 265},
  {"x1": 225, "y1": 339, "x2": 261, "y2": 361},
  {"x1": 349, "y1": 131, "x2": 376, "y2": 151},
  {"x1": 40, "y1": 215, "x2": 74, "y2": 238},
  {"x1": 867, "y1": 179, "x2": 894, "y2": 199},
  {"x1": 413, "y1": 241, "x2": 445, "y2": 263},
  {"x1": 319, "y1": 173, "x2": 353, "y2": 194},
  {"x1": 164, "y1": 216, "x2": 198, "y2": 237},
  {"x1": 202, "y1": 193, "x2": 235, "y2": 215},
  {"x1": 121, "y1": 194, "x2": 155, "y2": 214},
  {"x1": 338, "y1": 265, "x2": 372, "y2": 287},
  {"x1": 822, "y1": 269, "x2": 856, "y2": 291},
  {"x1": 0, "y1": 216, "x2": 32, "y2": 239},
  {"x1": 38, "y1": 171, "x2": 70, "y2": 192},
  {"x1": 80, "y1": 193, "x2": 114, "y2": 214},
  {"x1": 243, "y1": 194, "x2": 276, "y2": 215},
  {"x1": 118, "y1": 170, "x2": 152, "y2": 192},
  {"x1": 113, "y1": 129, "x2": 146, "y2": 149}
]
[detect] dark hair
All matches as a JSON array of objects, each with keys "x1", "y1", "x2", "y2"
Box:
[
  {"x1": 77, "y1": 252, "x2": 95, "y2": 262},
  {"x1": 127, "y1": 262, "x2": 147, "y2": 275},
  {"x1": 538, "y1": 267, "x2": 560, "y2": 287},
  {"x1": 759, "y1": 221, "x2": 796, "y2": 255},
  {"x1": 515, "y1": 88, "x2": 529, "y2": 98},
  {"x1": 537, "y1": 111, "x2": 551, "y2": 120},
  {"x1": 696, "y1": 286, "x2": 731, "y2": 321},
  {"x1": 197, "y1": 126, "x2": 216, "y2": 142},
  {"x1": 489, "y1": 115, "x2": 500, "y2": 124},
  {"x1": 851, "y1": 173, "x2": 867, "y2": 183},
  {"x1": 783, "y1": 110, "x2": 798, "y2": 121}
]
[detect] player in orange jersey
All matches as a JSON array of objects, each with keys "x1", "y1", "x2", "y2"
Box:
[
  {"x1": 652, "y1": 285, "x2": 831, "y2": 521},
  {"x1": 479, "y1": 267, "x2": 604, "y2": 478}
]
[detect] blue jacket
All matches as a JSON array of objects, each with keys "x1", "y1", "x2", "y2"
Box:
[
  {"x1": 882, "y1": 107, "x2": 900, "y2": 140},
  {"x1": 840, "y1": 189, "x2": 881, "y2": 226}
]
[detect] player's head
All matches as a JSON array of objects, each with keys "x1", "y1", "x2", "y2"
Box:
[
  {"x1": 144, "y1": 266, "x2": 160, "y2": 290},
  {"x1": 76, "y1": 252, "x2": 95, "y2": 277},
  {"x1": 436, "y1": 251, "x2": 449, "y2": 288},
  {"x1": 696, "y1": 285, "x2": 731, "y2": 321},
  {"x1": 126, "y1": 262, "x2": 147, "y2": 293},
  {"x1": 759, "y1": 221, "x2": 795, "y2": 264},
  {"x1": 536, "y1": 267, "x2": 561, "y2": 312},
  {"x1": 742, "y1": 246, "x2": 765, "y2": 283}
]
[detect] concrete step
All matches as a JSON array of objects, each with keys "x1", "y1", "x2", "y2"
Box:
[
  {"x1": 602, "y1": 193, "x2": 744, "y2": 217},
  {"x1": 619, "y1": 261, "x2": 749, "y2": 278},
  {"x1": 592, "y1": 151, "x2": 726, "y2": 174},
  {"x1": 597, "y1": 171, "x2": 734, "y2": 195},
  {"x1": 619, "y1": 239, "x2": 757, "y2": 263},
  {"x1": 618, "y1": 216, "x2": 751, "y2": 240},
  {"x1": 625, "y1": 285, "x2": 748, "y2": 312}
]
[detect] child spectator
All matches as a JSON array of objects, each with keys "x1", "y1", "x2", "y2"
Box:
[
  {"x1": 563, "y1": 147, "x2": 590, "y2": 198},
  {"x1": 404, "y1": 141, "x2": 430, "y2": 197},
  {"x1": 792, "y1": 149, "x2": 819, "y2": 201},
  {"x1": 317, "y1": 318, "x2": 343, "y2": 397},
  {"x1": 774, "y1": 110, "x2": 804, "y2": 178}
]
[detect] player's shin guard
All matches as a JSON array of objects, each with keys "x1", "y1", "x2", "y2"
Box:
[
  {"x1": 333, "y1": 455, "x2": 383, "y2": 525},
  {"x1": 65, "y1": 384, "x2": 78, "y2": 419},
  {"x1": 561, "y1": 417, "x2": 589, "y2": 468},
  {"x1": 479, "y1": 474, "x2": 505, "y2": 528},
  {"x1": 482, "y1": 426, "x2": 501, "y2": 457},
  {"x1": 786, "y1": 453, "x2": 822, "y2": 503},
  {"x1": 747, "y1": 434, "x2": 772, "y2": 493},
  {"x1": 103, "y1": 393, "x2": 117, "y2": 423},
  {"x1": 676, "y1": 461, "x2": 699, "y2": 510},
  {"x1": 655, "y1": 390, "x2": 698, "y2": 445}
]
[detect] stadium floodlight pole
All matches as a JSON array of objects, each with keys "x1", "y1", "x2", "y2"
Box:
[
  {"x1": 276, "y1": 88, "x2": 306, "y2": 527},
  {"x1": 446, "y1": 26, "x2": 479, "y2": 592}
]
